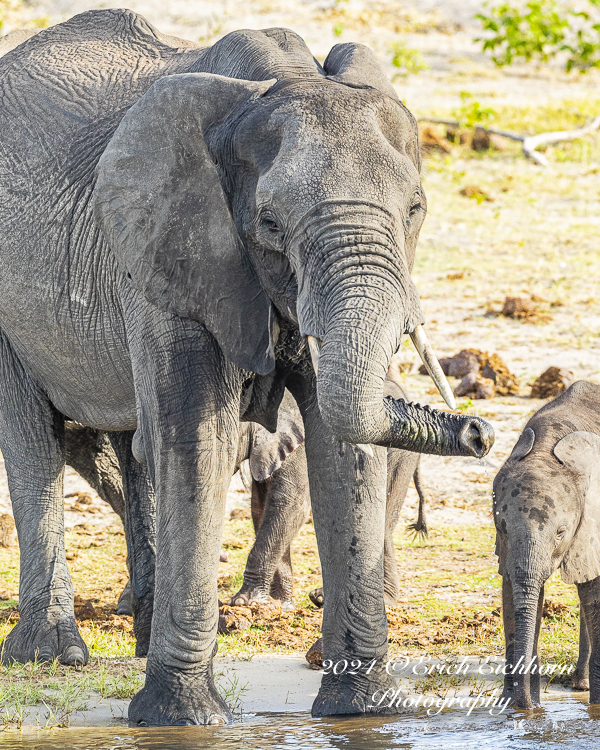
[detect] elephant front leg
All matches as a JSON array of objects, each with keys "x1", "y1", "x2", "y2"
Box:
[
  {"x1": 289, "y1": 376, "x2": 397, "y2": 717},
  {"x1": 124, "y1": 308, "x2": 241, "y2": 726}
]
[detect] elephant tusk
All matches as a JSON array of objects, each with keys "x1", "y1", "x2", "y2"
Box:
[
  {"x1": 409, "y1": 325, "x2": 456, "y2": 411},
  {"x1": 307, "y1": 335, "x2": 321, "y2": 375},
  {"x1": 307, "y1": 335, "x2": 374, "y2": 458}
]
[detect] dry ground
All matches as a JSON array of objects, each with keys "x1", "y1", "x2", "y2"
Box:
[{"x1": 0, "y1": 0, "x2": 599, "y2": 725}]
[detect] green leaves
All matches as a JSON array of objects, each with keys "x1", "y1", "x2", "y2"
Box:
[
  {"x1": 389, "y1": 41, "x2": 429, "y2": 77},
  {"x1": 454, "y1": 92, "x2": 497, "y2": 128},
  {"x1": 476, "y1": 0, "x2": 600, "y2": 72}
]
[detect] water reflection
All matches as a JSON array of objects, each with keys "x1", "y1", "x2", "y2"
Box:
[{"x1": 3, "y1": 699, "x2": 600, "y2": 749}]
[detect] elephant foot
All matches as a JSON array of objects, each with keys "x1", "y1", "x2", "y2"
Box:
[
  {"x1": 116, "y1": 579, "x2": 133, "y2": 616},
  {"x1": 229, "y1": 587, "x2": 294, "y2": 611},
  {"x1": 129, "y1": 663, "x2": 232, "y2": 726},
  {"x1": 571, "y1": 674, "x2": 590, "y2": 691},
  {"x1": 312, "y1": 666, "x2": 402, "y2": 717},
  {"x1": 1, "y1": 613, "x2": 88, "y2": 666},
  {"x1": 309, "y1": 587, "x2": 324, "y2": 608}
]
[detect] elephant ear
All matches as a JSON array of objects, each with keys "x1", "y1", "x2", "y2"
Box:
[
  {"x1": 509, "y1": 427, "x2": 536, "y2": 461},
  {"x1": 94, "y1": 73, "x2": 276, "y2": 375},
  {"x1": 249, "y1": 392, "x2": 305, "y2": 482},
  {"x1": 554, "y1": 431, "x2": 600, "y2": 584}
]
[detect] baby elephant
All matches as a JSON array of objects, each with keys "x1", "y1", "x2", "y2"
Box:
[
  {"x1": 494, "y1": 381, "x2": 600, "y2": 708},
  {"x1": 231, "y1": 379, "x2": 427, "y2": 610}
]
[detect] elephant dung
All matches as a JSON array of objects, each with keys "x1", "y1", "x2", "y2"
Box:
[
  {"x1": 229, "y1": 507, "x2": 251, "y2": 520},
  {"x1": 0, "y1": 513, "x2": 17, "y2": 548},
  {"x1": 305, "y1": 636, "x2": 324, "y2": 670},
  {"x1": 530, "y1": 367, "x2": 575, "y2": 399},
  {"x1": 454, "y1": 372, "x2": 496, "y2": 400},
  {"x1": 418, "y1": 124, "x2": 452, "y2": 155},
  {"x1": 502, "y1": 296, "x2": 535, "y2": 319},
  {"x1": 74, "y1": 596, "x2": 97, "y2": 620},
  {"x1": 481, "y1": 353, "x2": 519, "y2": 396},
  {"x1": 419, "y1": 348, "x2": 519, "y2": 396}
]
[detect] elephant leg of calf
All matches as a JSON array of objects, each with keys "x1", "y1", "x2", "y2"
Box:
[
  {"x1": 289, "y1": 375, "x2": 397, "y2": 717},
  {"x1": 572, "y1": 595, "x2": 591, "y2": 691},
  {"x1": 0, "y1": 335, "x2": 87, "y2": 666},
  {"x1": 232, "y1": 448, "x2": 310, "y2": 609},
  {"x1": 501, "y1": 576, "x2": 516, "y2": 702},
  {"x1": 125, "y1": 306, "x2": 240, "y2": 726},
  {"x1": 577, "y1": 579, "x2": 600, "y2": 703},
  {"x1": 108, "y1": 432, "x2": 156, "y2": 656}
]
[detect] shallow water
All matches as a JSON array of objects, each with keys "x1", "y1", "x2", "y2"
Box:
[{"x1": 3, "y1": 698, "x2": 600, "y2": 750}]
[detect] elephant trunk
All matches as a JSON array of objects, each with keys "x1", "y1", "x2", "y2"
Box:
[
  {"x1": 303, "y1": 224, "x2": 493, "y2": 458},
  {"x1": 511, "y1": 583, "x2": 543, "y2": 709},
  {"x1": 507, "y1": 542, "x2": 547, "y2": 709}
]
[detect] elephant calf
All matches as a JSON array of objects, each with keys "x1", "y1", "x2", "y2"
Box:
[
  {"x1": 230, "y1": 379, "x2": 427, "y2": 610},
  {"x1": 494, "y1": 381, "x2": 600, "y2": 708}
]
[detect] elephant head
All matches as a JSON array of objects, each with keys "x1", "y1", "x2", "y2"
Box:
[
  {"x1": 494, "y1": 381, "x2": 600, "y2": 708},
  {"x1": 93, "y1": 29, "x2": 493, "y2": 459}
]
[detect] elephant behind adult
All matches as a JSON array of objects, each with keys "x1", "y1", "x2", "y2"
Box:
[
  {"x1": 494, "y1": 381, "x2": 600, "y2": 709},
  {"x1": 0, "y1": 13, "x2": 493, "y2": 724},
  {"x1": 232, "y1": 379, "x2": 427, "y2": 610}
]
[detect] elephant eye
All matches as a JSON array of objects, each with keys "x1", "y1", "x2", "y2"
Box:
[
  {"x1": 410, "y1": 201, "x2": 423, "y2": 215},
  {"x1": 555, "y1": 526, "x2": 567, "y2": 542},
  {"x1": 263, "y1": 217, "x2": 282, "y2": 234}
]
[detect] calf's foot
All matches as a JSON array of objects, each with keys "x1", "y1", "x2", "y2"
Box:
[{"x1": 1, "y1": 614, "x2": 88, "y2": 666}]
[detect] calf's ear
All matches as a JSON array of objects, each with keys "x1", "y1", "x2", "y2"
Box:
[
  {"x1": 249, "y1": 393, "x2": 305, "y2": 482},
  {"x1": 554, "y1": 431, "x2": 600, "y2": 584},
  {"x1": 94, "y1": 73, "x2": 276, "y2": 375},
  {"x1": 509, "y1": 427, "x2": 535, "y2": 461}
]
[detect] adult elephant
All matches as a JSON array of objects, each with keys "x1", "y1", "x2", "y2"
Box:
[{"x1": 0, "y1": 11, "x2": 493, "y2": 725}]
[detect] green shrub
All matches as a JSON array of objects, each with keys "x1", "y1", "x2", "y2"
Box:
[
  {"x1": 476, "y1": 0, "x2": 600, "y2": 72},
  {"x1": 389, "y1": 41, "x2": 429, "y2": 76},
  {"x1": 453, "y1": 92, "x2": 497, "y2": 128}
]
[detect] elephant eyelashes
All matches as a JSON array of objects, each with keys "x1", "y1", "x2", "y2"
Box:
[
  {"x1": 260, "y1": 216, "x2": 285, "y2": 250},
  {"x1": 556, "y1": 526, "x2": 567, "y2": 543},
  {"x1": 263, "y1": 218, "x2": 281, "y2": 233}
]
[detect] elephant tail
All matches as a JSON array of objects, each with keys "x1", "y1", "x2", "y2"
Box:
[{"x1": 406, "y1": 460, "x2": 428, "y2": 540}]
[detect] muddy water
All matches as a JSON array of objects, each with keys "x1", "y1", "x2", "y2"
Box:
[{"x1": 3, "y1": 699, "x2": 600, "y2": 750}]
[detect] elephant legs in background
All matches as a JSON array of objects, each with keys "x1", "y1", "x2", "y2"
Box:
[
  {"x1": 231, "y1": 447, "x2": 310, "y2": 609},
  {"x1": 107, "y1": 432, "x2": 156, "y2": 656},
  {"x1": 64, "y1": 424, "x2": 155, "y2": 651},
  {"x1": 0, "y1": 334, "x2": 87, "y2": 666}
]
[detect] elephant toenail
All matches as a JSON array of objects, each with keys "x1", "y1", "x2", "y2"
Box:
[
  {"x1": 208, "y1": 715, "x2": 225, "y2": 725},
  {"x1": 61, "y1": 646, "x2": 85, "y2": 666}
]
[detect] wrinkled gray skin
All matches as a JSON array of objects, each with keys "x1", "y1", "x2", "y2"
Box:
[
  {"x1": 494, "y1": 381, "x2": 600, "y2": 709},
  {"x1": 232, "y1": 380, "x2": 427, "y2": 610},
  {"x1": 66, "y1": 394, "x2": 305, "y2": 618},
  {"x1": 0, "y1": 12, "x2": 493, "y2": 724}
]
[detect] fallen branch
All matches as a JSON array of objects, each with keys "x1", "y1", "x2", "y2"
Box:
[
  {"x1": 417, "y1": 116, "x2": 600, "y2": 166},
  {"x1": 521, "y1": 115, "x2": 600, "y2": 166}
]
